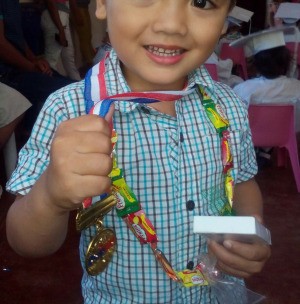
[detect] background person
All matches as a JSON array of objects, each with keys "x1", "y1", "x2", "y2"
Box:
[
  {"x1": 71, "y1": 0, "x2": 95, "y2": 73},
  {"x1": 0, "y1": 83, "x2": 31, "y2": 195},
  {"x1": 232, "y1": 27, "x2": 300, "y2": 132},
  {"x1": 41, "y1": 0, "x2": 81, "y2": 80},
  {"x1": 0, "y1": 0, "x2": 74, "y2": 131}
]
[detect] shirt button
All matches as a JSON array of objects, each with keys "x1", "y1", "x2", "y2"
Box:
[
  {"x1": 180, "y1": 132, "x2": 184, "y2": 142},
  {"x1": 186, "y1": 200, "x2": 195, "y2": 211},
  {"x1": 186, "y1": 261, "x2": 194, "y2": 270}
]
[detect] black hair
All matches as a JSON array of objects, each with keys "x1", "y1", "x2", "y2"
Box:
[
  {"x1": 253, "y1": 46, "x2": 292, "y2": 79},
  {"x1": 229, "y1": 0, "x2": 236, "y2": 11}
]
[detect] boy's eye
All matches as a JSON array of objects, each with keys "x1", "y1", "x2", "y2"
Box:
[{"x1": 192, "y1": 0, "x2": 213, "y2": 9}]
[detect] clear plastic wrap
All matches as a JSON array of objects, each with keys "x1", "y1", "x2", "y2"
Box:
[{"x1": 198, "y1": 254, "x2": 266, "y2": 304}]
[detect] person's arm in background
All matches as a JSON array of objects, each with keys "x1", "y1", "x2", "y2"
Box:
[
  {"x1": 24, "y1": 42, "x2": 53, "y2": 75},
  {"x1": 69, "y1": 0, "x2": 83, "y2": 27},
  {"x1": 208, "y1": 178, "x2": 271, "y2": 278},
  {"x1": 44, "y1": 0, "x2": 68, "y2": 47},
  {"x1": 0, "y1": 20, "x2": 52, "y2": 75}
]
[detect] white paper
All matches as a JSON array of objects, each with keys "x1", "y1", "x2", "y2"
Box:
[{"x1": 193, "y1": 216, "x2": 272, "y2": 245}]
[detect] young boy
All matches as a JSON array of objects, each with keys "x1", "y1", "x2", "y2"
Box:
[{"x1": 6, "y1": 0, "x2": 270, "y2": 303}]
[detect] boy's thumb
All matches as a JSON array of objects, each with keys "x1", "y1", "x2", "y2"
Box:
[
  {"x1": 104, "y1": 103, "x2": 115, "y2": 130},
  {"x1": 104, "y1": 103, "x2": 115, "y2": 127}
]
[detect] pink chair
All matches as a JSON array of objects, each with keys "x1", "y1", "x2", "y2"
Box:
[
  {"x1": 204, "y1": 63, "x2": 219, "y2": 81},
  {"x1": 219, "y1": 43, "x2": 248, "y2": 80},
  {"x1": 248, "y1": 104, "x2": 300, "y2": 192}
]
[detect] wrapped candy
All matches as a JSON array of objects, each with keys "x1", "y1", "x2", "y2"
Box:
[
  {"x1": 124, "y1": 209, "x2": 158, "y2": 244},
  {"x1": 111, "y1": 167, "x2": 141, "y2": 217}
]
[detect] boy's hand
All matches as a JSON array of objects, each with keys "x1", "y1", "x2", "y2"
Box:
[
  {"x1": 208, "y1": 237, "x2": 271, "y2": 279},
  {"x1": 44, "y1": 113, "x2": 114, "y2": 212}
]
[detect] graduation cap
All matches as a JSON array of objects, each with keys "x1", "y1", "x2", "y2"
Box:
[
  {"x1": 229, "y1": 26, "x2": 296, "y2": 56},
  {"x1": 227, "y1": 6, "x2": 254, "y2": 26},
  {"x1": 275, "y1": 3, "x2": 300, "y2": 24}
]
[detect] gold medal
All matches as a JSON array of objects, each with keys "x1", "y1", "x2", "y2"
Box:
[
  {"x1": 76, "y1": 195, "x2": 117, "y2": 231},
  {"x1": 76, "y1": 195, "x2": 117, "y2": 275},
  {"x1": 85, "y1": 227, "x2": 117, "y2": 276}
]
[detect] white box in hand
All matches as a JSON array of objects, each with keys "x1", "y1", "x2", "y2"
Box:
[{"x1": 193, "y1": 216, "x2": 271, "y2": 245}]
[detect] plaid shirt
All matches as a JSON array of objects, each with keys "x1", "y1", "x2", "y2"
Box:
[{"x1": 7, "y1": 50, "x2": 257, "y2": 304}]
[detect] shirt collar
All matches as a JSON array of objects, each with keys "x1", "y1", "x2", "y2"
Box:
[{"x1": 102, "y1": 49, "x2": 216, "y2": 113}]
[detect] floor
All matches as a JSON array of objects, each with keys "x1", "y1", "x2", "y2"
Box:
[{"x1": 1, "y1": 151, "x2": 300, "y2": 303}]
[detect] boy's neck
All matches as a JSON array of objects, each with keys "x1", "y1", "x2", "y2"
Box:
[{"x1": 148, "y1": 101, "x2": 176, "y2": 117}]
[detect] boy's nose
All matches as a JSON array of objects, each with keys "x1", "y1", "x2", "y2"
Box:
[{"x1": 151, "y1": 2, "x2": 188, "y2": 36}]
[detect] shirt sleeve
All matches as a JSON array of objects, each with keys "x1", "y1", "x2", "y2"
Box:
[
  {"x1": 232, "y1": 101, "x2": 258, "y2": 184},
  {"x1": 233, "y1": 82, "x2": 251, "y2": 107},
  {"x1": 235, "y1": 121, "x2": 258, "y2": 183},
  {"x1": 6, "y1": 83, "x2": 85, "y2": 195}
]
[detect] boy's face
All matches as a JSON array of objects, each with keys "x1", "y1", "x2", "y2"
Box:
[{"x1": 96, "y1": 0, "x2": 232, "y2": 91}]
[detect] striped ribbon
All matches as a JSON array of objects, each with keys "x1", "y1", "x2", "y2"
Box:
[{"x1": 84, "y1": 54, "x2": 195, "y2": 117}]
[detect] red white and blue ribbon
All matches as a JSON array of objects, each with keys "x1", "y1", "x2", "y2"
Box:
[{"x1": 84, "y1": 52, "x2": 195, "y2": 117}]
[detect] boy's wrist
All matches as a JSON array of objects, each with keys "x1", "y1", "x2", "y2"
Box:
[{"x1": 36, "y1": 170, "x2": 71, "y2": 217}]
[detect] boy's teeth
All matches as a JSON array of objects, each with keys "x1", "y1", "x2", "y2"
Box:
[{"x1": 147, "y1": 46, "x2": 181, "y2": 56}]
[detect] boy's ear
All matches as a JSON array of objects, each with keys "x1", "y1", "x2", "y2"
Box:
[{"x1": 95, "y1": 0, "x2": 107, "y2": 20}]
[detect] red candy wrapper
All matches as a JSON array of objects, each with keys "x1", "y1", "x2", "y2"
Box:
[{"x1": 124, "y1": 210, "x2": 158, "y2": 244}]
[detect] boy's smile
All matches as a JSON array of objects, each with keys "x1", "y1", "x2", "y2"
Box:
[
  {"x1": 145, "y1": 45, "x2": 184, "y2": 57},
  {"x1": 145, "y1": 45, "x2": 186, "y2": 65},
  {"x1": 96, "y1": 0, "x2": 232, "y2": 91}
]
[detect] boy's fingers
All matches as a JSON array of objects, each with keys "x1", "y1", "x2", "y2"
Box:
[
  {"x1": 216, "y1": 260, "x2": 254, "y2": 279},
  {"x1": 209, "y1": 238, "x2": 269, "y2": 262},
  {"x1": 222, "y1": 240, "x2": 271, "y2": 262},
  {"x1": 57, "y1": 104, "x2": 115, "y2": 134},
  {"x1": 208, "y1": 240, "x2": 269, "y2": 278},
  {"x1": 71, "y1": 153, "x2": 113, "y2": 176},
  {"x1": 72, "y1": 132, "x2": 112, "y2": 154},
  {"x1": 104, "y1": 103, "x2": 115, "y2": 123},
  {"x1": 55, "y1": 115, "x2": 112, "y2": 136}
]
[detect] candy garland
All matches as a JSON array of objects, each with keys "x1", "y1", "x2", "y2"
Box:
[{"x1": 77, "y1": 58, "x2": 235, "y2": 287}]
